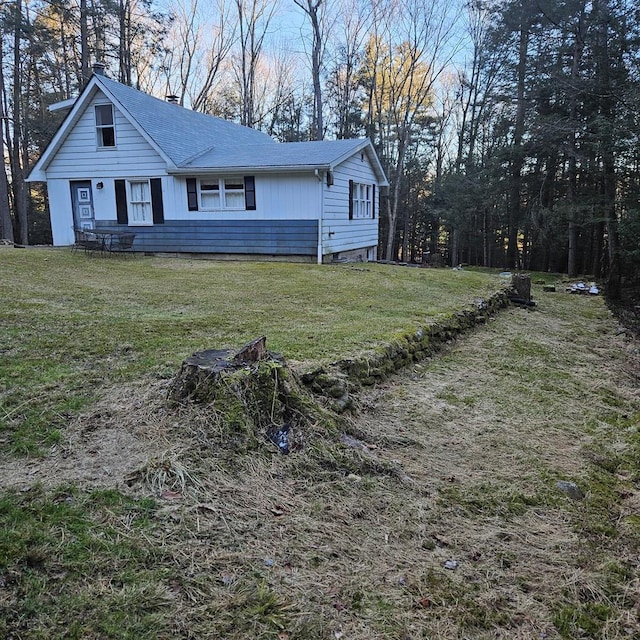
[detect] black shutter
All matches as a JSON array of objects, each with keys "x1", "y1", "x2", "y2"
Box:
[
  {"x1": 186, "y1": 178, "x2": 198, "y2": 211},
  {"x1": 244, "y1": 176, "x2": 256, "y2": 210},
  {"x1": 372, "y1": 184, "x2": 376, "y2": 219},
  {"x1": 348, "y1": 179, "x2": 354, "y2": 220},
  {"x1": 150, "y1": 178, "x2": 164, "y2": 224},
  {"x1": 115, "y1": 179, "x2": 128, "y2": 224}
]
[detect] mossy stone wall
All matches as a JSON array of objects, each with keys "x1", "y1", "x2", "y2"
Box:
[{"x1": 301, "y1": 290, "x2": 511, "y2": 411}]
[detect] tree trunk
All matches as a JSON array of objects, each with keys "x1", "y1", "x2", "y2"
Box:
[
  {"x1": 80, "y1": 0, "x2": 90, "y2": 82},
  {"x1": 12, "y1": 0, "x2": 28, "y2": 245},
  {"x1": 0, "y1": 42, "x2": 14, "y2": 242},
  {"x1": 384, "y1": 128, "x2": 407, "y2": 260},
  {"x1": 119, "y1": 0, "x2": 132, "y2": 86},
  {"x1": 308, "y1": 1, "x2": 324, "y2": 140},
  {"x1": 566, "y1": 9, "x2": 585, "y2": 277},
  {"x1": 167, "y1": 337, "x2": 322, "y2": 454},
  {"x1": 507, "y1": 25, "x2": 528, "y2": 268},
  {"x1": 511, "y1": 273, "x2": 531, "y2": 302},
  {"x1": 482, "y1": 208, "x2": 490, "y2": 267},
  {"x1": 451, "y1": 227, "x2": 460, "y2": 267}
]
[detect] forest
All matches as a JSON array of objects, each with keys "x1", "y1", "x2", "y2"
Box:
[{"x1": 1, "y1": 0, "x2": 639, "y2": 295}]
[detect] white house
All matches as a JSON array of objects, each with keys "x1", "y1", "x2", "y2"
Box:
[{"x1": 27, "y1": 71, "x2": 389, "y2": 263}]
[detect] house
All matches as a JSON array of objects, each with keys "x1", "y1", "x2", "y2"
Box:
[{"x1": 27, "y1": 70, "x2": 388, "y2": 263}]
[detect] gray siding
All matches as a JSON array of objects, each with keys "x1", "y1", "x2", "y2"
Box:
[{"x1": 95, "y1": 219, "x2": 318, "y2": 255}]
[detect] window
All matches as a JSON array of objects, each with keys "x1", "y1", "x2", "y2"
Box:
[
  {"x1": 199, "y1": 180, "x2": 220, "y2": 209},
  {"x1": 349, "y1": 181, "x2": 375, "y2": 219},
  {"x1": 200, "y1": 177, "x2": 245, "y2": 210},
  {"x1": 128, "y1": 180, "x2": 152, "y2": 225},
  {"x1": 187, "y1": 176, "x2": 255, "y2": 211},
  {"x1": 116, "y1": 178, "x2": 164, "y2": 225},
  {"x1": 95, "y1": 104, "x2": 115, "y2": 147}
]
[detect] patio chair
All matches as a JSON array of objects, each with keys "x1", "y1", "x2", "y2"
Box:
[
  {"x1": 108, "y1": 232, "x2": 136, "y2": 254},
  {"x1": 73, "y1": 227, "x2": 103, "y2": 253}
]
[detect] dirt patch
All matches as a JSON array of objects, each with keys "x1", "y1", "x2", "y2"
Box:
[{"x1": 0, "y1": 381, "x2": 171, "y2": 491}]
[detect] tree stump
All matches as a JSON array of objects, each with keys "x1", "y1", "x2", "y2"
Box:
[
  {"x1": 167, "y1": 337, "x2": 327, "y2": 453},
  {"x1": 510, "y1": 273, "x2": 532, "y2": 303}
]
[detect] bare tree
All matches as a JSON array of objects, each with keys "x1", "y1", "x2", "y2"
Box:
[
  {"x1": 293, "y1": 0, "x2": 329, "y2": 139},
  {"x1": 251, "y1": 47, "x2": 300, "y2": 133},
  {"x1": 10, "y1": 0, "x2": 28, "y2": 244},
  {"x1": 80, "y1": 0, "x2": 90, "y2": 82},
  {"x1": 160, "y1": 0, "x2": 236, "y2": 109},
  {"x1": 118, "y1": 0, "x2": 133, "y2": 85},
  {"x1": 326, "y1": 0, "x2": 372, "y2": 138},
  {"x1": 455, "y1": 0, "x2": 505, "y2": 173},
  {"x1": 234, "y1": 0, "x2": 278, "y2": 127}
]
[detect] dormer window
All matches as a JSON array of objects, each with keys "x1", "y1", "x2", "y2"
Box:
[{"x1": 95, "y1": 104, "x2": 115, "y2": 147}]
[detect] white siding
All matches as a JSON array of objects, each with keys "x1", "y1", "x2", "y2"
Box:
[
  {"x1": 47, "y1": 179, "x2": 74, "y2": 245},
  {"x1": 93, "y1": 179, "x2": 118, "y2": 222},
  {"x1": 321, "y1": 152, "x2": 379, "y2": 255},
  {"x1": 167, "y1": 172, "x2": 321, "y2": 221},
  {"x1": 45, "y1": 90, "x2": 166, "y2": 179},
  {"x1": 258, "y1": 173, "x2": 321, "y2": 219},
  {"x1": 48, "y1": 170, "x2": 322, "y2": 245}
]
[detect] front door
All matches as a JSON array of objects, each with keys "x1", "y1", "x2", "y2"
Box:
[{"x1": 70, "y1": 181, "x2": 95, "y2": 229}]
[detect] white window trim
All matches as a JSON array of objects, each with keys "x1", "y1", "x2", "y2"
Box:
[
  {"x1": 198, "y1": 177, "x2": 245, "y2": 211},
  {"x1": 95, "y1": 103, "x2": 116, "y2": 149},
  {"x1": 353, "y1": 182, "x2": 373, "y2": 219},
  {"x1": 127, "y1": 179, "x2": 153, "y2": 226}
]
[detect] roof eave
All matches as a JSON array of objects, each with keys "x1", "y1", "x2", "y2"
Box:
[
  {"x1": 48, "y1": 97, "x2": 76, "y2": 113},
  {"x1": 28, "y1": 79, "x2": 101, "y2": 177},
  {"x1": 25, "y1": 168, "x2": 46, "y2": 183},
  {"x1": 328, "y1": 139, "x2": 389, "y2": 187},
  {"x1": 168, "y1": 164, "x2": 332, "y2": 175}
]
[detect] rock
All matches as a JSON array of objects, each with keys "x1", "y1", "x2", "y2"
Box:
[
  {"x1": 556, "y1": 480, "x2": 585, "y2": 500},
  {"x1": 340, "y1": 434, "x2": 372, "y2": 454},
  {"x1": 444, "y1": 559, "x2": 458, "y2": 570}
]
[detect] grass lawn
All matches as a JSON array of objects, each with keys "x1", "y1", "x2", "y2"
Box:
[
  {"x1": 0, "y1": 247, "x2": 502, "y2": 455},
  {"x1": 1, "y1": 248, "x2": 639, "y2": 639}
]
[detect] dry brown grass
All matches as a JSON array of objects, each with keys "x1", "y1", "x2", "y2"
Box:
[{"x1": 2, "y1": 284, "x2": 639, "y2": 639}]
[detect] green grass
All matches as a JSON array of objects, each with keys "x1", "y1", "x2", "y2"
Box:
[
  {"x1": 2, "y1": 251, "x2": 640, "y2": 639},
  {"x1": 0, "y1": 486, "x2": 168, "y2": 639},
  {"x1": 0, "y1": 248, "x2": 501, "y2": 455}
]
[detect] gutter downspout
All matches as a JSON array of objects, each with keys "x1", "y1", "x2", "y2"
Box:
[{"x1": 317, "y1": 170, "x2": 324, "y2": 264}]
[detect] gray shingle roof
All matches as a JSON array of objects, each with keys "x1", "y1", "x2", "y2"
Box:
[
  {"x1": 182, "y1": 138, "x2": 368, "y2": 170},
  {"x1": 97, "y1": 75, "x2": 274, "y2": 166},
  {"x1": 29, "y1": 74, "x2": 387, "y2": 186},
  {"x1": 97, "y1": 77, "x2": 377, "y2": 173}
]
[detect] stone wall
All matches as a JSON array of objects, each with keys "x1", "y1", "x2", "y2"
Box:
[{"x1": 301, "y1": 289, "x2": 511, "y2": 411}]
